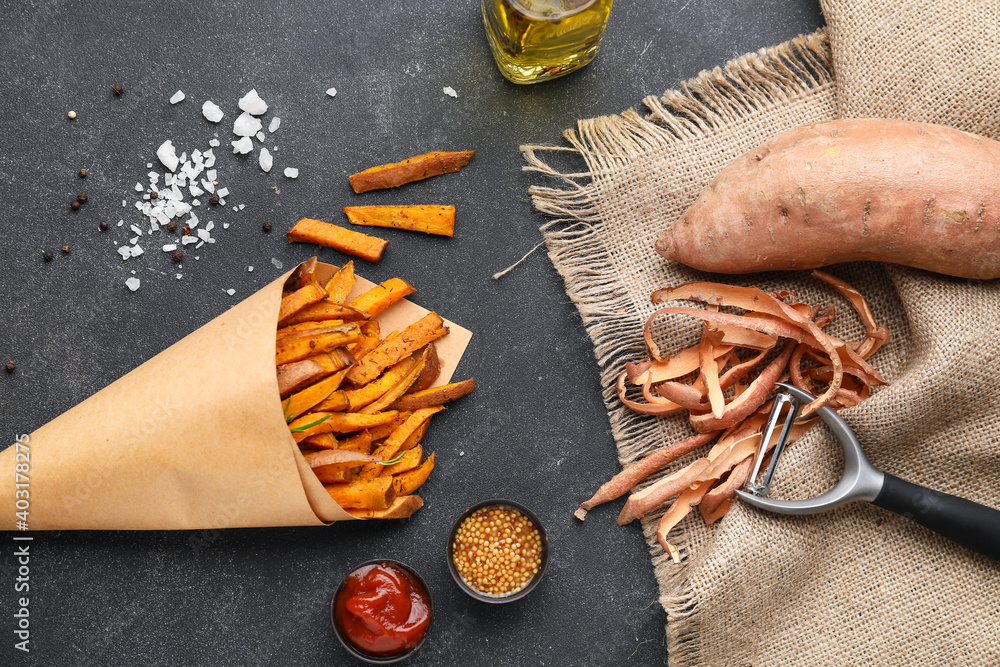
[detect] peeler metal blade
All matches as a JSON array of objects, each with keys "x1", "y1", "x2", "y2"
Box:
[{"x1": 734, "y1": 382, "x2": 884, "y2": 515}]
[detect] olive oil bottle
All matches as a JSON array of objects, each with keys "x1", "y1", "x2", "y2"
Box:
[{"x1": 482, "y1": 0, "x2": 614, "y2": 84}]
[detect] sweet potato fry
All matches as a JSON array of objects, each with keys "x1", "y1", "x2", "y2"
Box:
[
  {"x1": 277, "y1": 320, "x2": 345, "y2": 338},
  {"x1": 381, "y1": 445, "x2": 423, "y2": 476},
  {"x1": 347, "y1": 320, "x2": 381, "y2": 359},
  {"x1": 287, "y1": 256, "x2": 319, "y2": 291},
  {"x1": 312, "y1": 468, "x2": 354, "y2": 484},
  {"x1": 344, "y1": 205, "x2": 456, "y2": 237},
  {"x1": 338, "y1": 431, "x2": 374, "y2": 454},
  {"x1": 278, "y1": 283, "x2": 328, "y2": 325},
  {"x1": 410, "y1": 344, "x2": 440, "y2": 392},
  {"x1": 346, "y1": 312, "x2": 448, "y2": 386},
  {"x1": 359, "y1": 349, "x2": 429, "y2": 415},
  {"x1": 276, "y1": 349, "x2": 355, "y2": 397},
  {"x1": 325, "y1": 476, "x2": 396, "y2": 510},
  {"x1": 318, "y1": 355, "x2": 419, "y2": 413},
  {"x1": 287, "y1": 217, "x2": 389, "y2": 263},
  {"x1": 274, "y1": 325, "x2": 363, "y2": 366},
  {"x1": 574, "y1": 431, "x2": 719, "y2": 521},
  {"x1": 305, "y1": 449, "x2": 383, "y2": 470},
  {"x1": 346, "y1": 278, "x2": 417, "y2": 318},
  {"x1": 283, "y1": 368, "x2": 350, "y2": 421},
  {"x1": 281, "y1": 301, "x2": 367, "y2": 326},
  {"x1": 349, "y1": 150, "x2": 475, "y2": 193},
  {"x1": 391, "y1": 378, "x2": 476, "y2": 411},
  {"x1": 288, "y1": 410, "x2": 399, "y2": 442},
  {"x1": 346, "y1": 495, "x2": 424, "y2": 519},
  {"x1": 364, "y1": 411, "x2": 411, "y2": 443},
  {"x1": 324, "y1": 261, "x2": 356, "y2": 304},
  {"x1": 400, "y1": 420, "x2": 429, "y2": 452},
  {"x1": 300, "y1": 433, "x2": 339, "y2": 450},
  {"x1": 360, "y1": 407, "x2": 444, "y2": 479},
  {"x1": 392, "y1": 452, "x2": 435, "y2": 495}
]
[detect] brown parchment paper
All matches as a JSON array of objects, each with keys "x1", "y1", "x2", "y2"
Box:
[{"x1": 0, "y1": 262, "x2": 472, "y2": 530}]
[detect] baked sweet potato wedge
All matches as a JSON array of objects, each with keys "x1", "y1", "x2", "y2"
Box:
[
  {"x1": 349, "y1": 150, "x2": 475, "y2": 193},
  {"x1": 344, "y1": 205, "x2": 455, "y2": 237},
  {"x1": 287, "y1": 217, "x2": 389, "y2": 263}
]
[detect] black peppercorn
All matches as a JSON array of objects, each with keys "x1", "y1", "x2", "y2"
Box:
[
  {"x1": 43, "y1": 251, "x2": 53, "y2": 262},
  {"x1": 181, "y1": 225, "x2": 192, "y2": 236},
  {"x1": 77, "y1": 192, "x2": 88, "y2": 203},
  {"x1": 209, "y1": 195, "x2": 220, "y2": 206},
  {"x1": 61, "y1": 245, "x2": 70, "y2": 254},
  {"x1": 70, "y1": 201, "x2": 80, "y2": 211},
  {"x1": 150, "y1": 191, "x2": 158, "y2": 200},
  {"x1": 78, "y1": 168, "x2": 88, "y2": 178},
  {"x1": 172, "y1": 250, "x2": 183, "y2": 262},
  {"x1": 262, "y1": 221, "x2": 272, "y2": 232},
  {"x1": 4, "y1": 361, "x2": 14, "y2": 373},
  {"x1": 166, "y1": 220, "x2": 177, "y2": 233},
  {"x1": 99, "y1": 220, "x2": 109, "y2": 231},
  {"x1": 112, "y1": 84, "x2": 124, "y2": 96}
]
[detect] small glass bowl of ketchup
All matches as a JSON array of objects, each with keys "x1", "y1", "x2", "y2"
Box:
[{"x1": 332, "y1": 560, "x2": 432, "y2": 663}]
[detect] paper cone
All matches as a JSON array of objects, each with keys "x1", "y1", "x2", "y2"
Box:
[{"x1": 0, "y1": 262, "x2": 472, "y2": 530}]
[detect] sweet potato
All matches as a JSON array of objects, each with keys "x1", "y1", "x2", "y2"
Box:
[
  {"x1": 656, "y1": 118, "x2": 1000, "y2": 279},
  {"x1": 346, "y1": 495, "x2": 424, "y2": 519},
  {"x1": 276, "y1": 349, "x2": 354, "y2": 397},
  {"x1": 287, "y1": 217, "x2": 389, "y2": 263},
  {"x1": 278, "y1": 284, "x2": 328, "y2": 325},
  {"x1": 288, "y1": 410, "x2": 399, "y2": 442},
  {"x1": 324, "y1": 261, "x2": 356, "y2": 304},
  {"x1": 281, "y1": 301, "x2": 366, "y2": 326},
  {"x1": 346, "y1": 312, "x2": 448, "y2": 386},
  {"x1": 325, "y1": 476, "x2": 396, "y2": 510},
  {"x1": 283, "y1": 368, "x2": 350, "y2": 420},
  {"x1": 409, "y1": 344, "x2": 440, "y2": 392},
  {"x1": 391, "y1": 378, "x2": 476, "y2": 411},
  {"x1": 349, "y1": 150, "x2": 475, "y2": 193},
  {"x1": 274, "y1": 325, "x2": 363, "y2": 366},
  {"x1": 392, "y1": 452, "x2": 435, "y2": 495},
  {"x1": 346, "y1": 278, "x2": 417, "y2": 318},
  {"x1": 344, "y1": 205, "x2": 456, "y2": 237}
]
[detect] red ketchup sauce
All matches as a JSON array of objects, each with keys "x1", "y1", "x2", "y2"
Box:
[{"x1": 335, "y1": 562, "x2": 431, "y2": 658}]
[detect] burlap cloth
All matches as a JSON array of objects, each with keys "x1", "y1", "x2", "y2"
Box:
[{"x1": 523, "y1": 2, "x2": 1000, "y2": 664}]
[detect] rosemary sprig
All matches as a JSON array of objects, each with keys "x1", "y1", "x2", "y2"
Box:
[
  {"x1": 283, "y1": 399, "x2": 294, "y2": 423},
  {"x1": 376, "y1": 451, "x2": 408, "y2": 466},
  {"x1": 289, "y1": 413, "x2": 332, "y2": 433}
]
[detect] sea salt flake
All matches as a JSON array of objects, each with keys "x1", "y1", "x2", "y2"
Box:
[
  {"x1": 190, "y1": 185, "x2": 203, "y2": 197},
  {"x1": 443, "y1": 86, "x2": 458, "y2": 98},
  {"x1": 188, "y1": 213, "x2": 200, "y2": 228},
  {"x1": 232, "y1": 206, "x2": 239, "y2": 211},
  {"x1": 130, "y1": 244, "x2": 144, "y2": 257},
  {"x1": 268, "y1": 117, "x2": 280, "y2": 132},
  {"x1": 182, "y1": 236, "x2": 198, "y2": 245},
  {"x1": 232, "y1": 136, "x2": 254, "y2": 154},
  {"x1": 162, "y1": 244, "x2": 178, "y2": 252},
  {"x1": 233, "y1": 112, "x2": 263, "y2": 137},
  {"x1": 256, "y1": 131, "x2": 266, "y2": 143},
  {"x1": 202, "y1": 100, "x2": 224, "y2": 123},
  {"x1": 248, "y1": 266, "x2": 253, "y2": 272},
  {"x1": 197, "y1": 229, "x2": 212, "y2": 242},
  {"x1": 146, "y1": 162, "x2": 153, "y2": 168},
  {"x1": 216, "y1": 187, "x2": 230, "y2": 198},
  {"x1": 122, "y1": 199, "x2": 127, "y2": 207},
  {"x1": 201, "y1": 179, "x2": 215, "y2": 193},
  {"x1": 326, "y1": 87, "x2": 337, "y2": 97},
  {"x1": 238, "y1": 89, "x2": 268, "y2": 115},
  {"x1": 135, "y1": 182, "x2": 144, "y2": 192},
  {"x1": 157, "y1": 140, "x2": 180, "y2": 172},
  {"x1": 271, "y1": 258, "x2": 283, "y2": 270},
  {"x1": 129, "y1": 236, "x2": 139, "y2": 244},
  {"x1": 117, "y1": 220, "x2": 124, "y2": 227},
  {"x1": 223, "y1": 222, "x2": 230, "y2": 229},
  {"x1": 226, "y1": 288, "x2": 236, "y2": 296},
  {"x1": 117, "y1": 246, "x2": 131, "y2": 260},
  {"x1": 191, "y1": 149, "x2": 202, "y2": 161},
  {"x1": 176, "y1": 274, "x2": 183, "y2": 280},
  {"x1": 209, "y1": 138, "x2": 220, "y2": 147},
  {"x1": 192, "y1": 199, "x2": 201, "y2": 207},
  {"x1": 196, "y1": 241, "x2": 205, "y2": 249},
  {"x1": 206, "y1": 221, "x2": 215, "y2": 232},
  {"x1": 148, "y1": 171, "x2": 160, "y2": 182},
  {"x1": 206, "y1": 169, "x2": 217, "y2": 181},
  {"x1": 130, "y1": 224, "x2": 143, "y2": 236},
  {"x1": 170, "y1": 90, "x2": 185, "y2": 104},
  {"x1": 238, "y1": 204, "x2": 245, "y2": 210},
  {"x1": 125, "y1": 277, "x2": 141, "y2": 292},
  {"x1": 283, "y1": 167, "x2": 299, "y2": 179},
  {"x1": 259, "y1": 147, "x2": 273, "y2": 172}
]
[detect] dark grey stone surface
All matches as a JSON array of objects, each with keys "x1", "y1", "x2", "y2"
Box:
[{"x1": 0, "y1": 1, "x2": 822, "y2": 664}]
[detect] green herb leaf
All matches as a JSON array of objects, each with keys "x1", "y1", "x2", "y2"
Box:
[
  {"x1": 283, "y1": 399, "x2": 294, "y2": 423},
  {"x1": 376, "y1": 451, "x2": 408, "y2": 466},
  {"x1": 289, "y1": 413, "x2": 332, "y2": 433}
]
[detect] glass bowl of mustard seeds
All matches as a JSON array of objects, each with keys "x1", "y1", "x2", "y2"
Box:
[{"x1": 447, "y1": 499, "x2": 549, "y2": 603}]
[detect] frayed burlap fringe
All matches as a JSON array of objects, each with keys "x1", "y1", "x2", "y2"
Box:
[{"x1": 521, "y1": 29, "x2": 838, "y2": 666}]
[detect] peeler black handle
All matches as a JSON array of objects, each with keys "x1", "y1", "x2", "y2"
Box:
[{"x1": 873, "y1": 473, "x2": 1000, "y2": 561}]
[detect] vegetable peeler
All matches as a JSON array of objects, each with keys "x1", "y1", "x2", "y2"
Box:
[{"x1": 735, "y1": 382, "x2": 1000, "y2": 561}]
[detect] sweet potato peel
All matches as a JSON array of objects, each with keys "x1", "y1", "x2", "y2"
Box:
[{"x1": 578, "y1": 274, "x2": 889, "y2": 561}]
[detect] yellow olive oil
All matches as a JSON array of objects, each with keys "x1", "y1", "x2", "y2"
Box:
[{"x1": 482, "y1": 0, "x2": 614, "y2": 84}]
